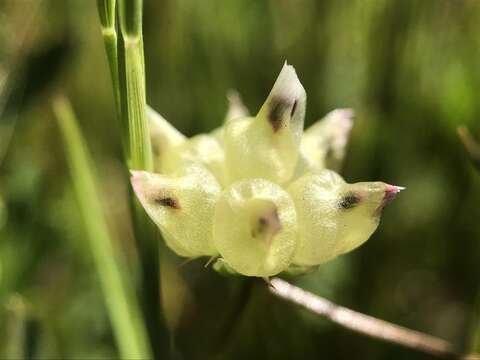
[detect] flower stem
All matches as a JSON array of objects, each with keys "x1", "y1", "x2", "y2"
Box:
[
  {"x1": 96, "y1": 0, "x2": 127, "y2": 153},
  {"x1": 115, "y1": 1, "x2": 168, "y2": 357}
]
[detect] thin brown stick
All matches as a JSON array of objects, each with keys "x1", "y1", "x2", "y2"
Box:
[
  {"x1": 269, "y1": 277, "x2": 480, "y2": 360},
  {"x1": 457, "y1": 126, "x2": 480, "y2": 171}
]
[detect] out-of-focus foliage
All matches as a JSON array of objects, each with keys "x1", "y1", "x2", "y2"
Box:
[{"x1": 0, "y1": 0, "x2": 479, "y2": 359}]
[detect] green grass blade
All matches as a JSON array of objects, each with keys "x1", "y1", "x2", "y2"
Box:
[
  {"x1": 97, "y1": 0, "x2": 115, "y2": 29},
  {"x1": 117, "y1": 0, "x2": 152, "y2": 171},
  {"x1": 53, "y1": 96, "x2": 152, "y2": 360},
  {"x1": 118, "y1": 0, "x2": 143, "y2": 38},
  {"x1": 100, "y1": 1, "x2": 168, "y2": 356},
  {"x1": 123, "y1": 39, "x2": 152, "y2": 170},
  {"x1": 96, "y1": 0, "x2": 129, "y2": 155}
]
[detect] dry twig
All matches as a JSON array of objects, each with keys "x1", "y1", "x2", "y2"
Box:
[
  {"x1": 458, "y1": 126, "x2": 480, "y2": 171},
  {"x1": 270, "y1": 277, "x2": 480, "y2": 359}
]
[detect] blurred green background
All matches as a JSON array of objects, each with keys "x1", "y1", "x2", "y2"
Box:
[{"x1": 1, "y1": 0, "x2": 480, "y2": 359}]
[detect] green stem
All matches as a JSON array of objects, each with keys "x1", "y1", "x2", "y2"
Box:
[
  {"x1": 98, "y1": 1, "x2": 167, "y2": 357},
  {"x1": 470, "y1": 293, "x2": 480, "y2": 354},
  {"x1": 103, "y1": 29, "x2": 126, "y2": 146},
  {"x1": 97, "y1": 0, "x2": 129, "y2": 156},
  {"x1": 53, "y1": 96, "x2": 152, "y2": 360},
  {"x1": 116, "y1": 1, "x2": 167, "y2": 357},
  {"x1": 117, "y1": 0, "x2": 152, "y2": 170},
  {"x1": 122, "y1": 36, "x2": 152, "y2": 170}
]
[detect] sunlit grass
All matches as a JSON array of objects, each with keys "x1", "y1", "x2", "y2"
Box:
[{"x1": 53, "y1": 96, "x2": 151, "y2": 359}]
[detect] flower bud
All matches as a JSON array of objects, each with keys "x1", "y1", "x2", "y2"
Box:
[
  {"x1": 213, "y1": 178, "x2": 297, "y2": 277},
  {"x1": 288, "y1": 170, "x2": 403, "y2": 266},
  {"x1": 225, "y1": 89, "x2": 249, "y2": 122},
  {"x1": 223, "y1": 63, "x2": 306, "y2": 185},
  {"x1": 301, "y1": 108, "x2": 353, "y2": 172},
  {"x1": 210, "y1": 90, "x2": 250, "y2": 147},
  {"x1": 147, "y1": 105, "x2": 186, "y2": 171},
  {"x1": 161, "y1": 134, "x2": 225, "y2": 185},
  {"x1": 131, "y1": 165, "x2": 220, "y2": 257}
]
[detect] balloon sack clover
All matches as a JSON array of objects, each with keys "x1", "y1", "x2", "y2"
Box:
[{"x1": 131, "y1": 63, "x2": 404, "y2": 278}]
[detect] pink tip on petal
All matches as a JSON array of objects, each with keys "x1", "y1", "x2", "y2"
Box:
[
  {"x1": 385, "y1": 184, "x2": 406, "y2": 194},
  {"x1": 130, "y1": 171, "x2": 148, "y2": 203},
  {"x1": 381, "y1": 184, "x2": 405, "y2": 208},
  {"x1": 374, "y1": 183, "x2": 405, "y2": 216}
]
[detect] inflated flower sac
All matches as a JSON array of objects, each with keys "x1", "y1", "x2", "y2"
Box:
[
  {"x1": 131, "y1": 62, "x2": 403, "y2": 277},
  {"x1": 131, "y1": 165, "x2": 220, "y2": 257}
]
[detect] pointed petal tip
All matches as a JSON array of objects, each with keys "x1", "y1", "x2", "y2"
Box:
[
  {"x1": 130, "y1": 170, "x2": 148, "y2": 198},
  {"x1": 374, "y1": 183, "x2": 404, "y2": 215},
  {"x1": 130, "y1": 169, "x2": 147, "y2": 183},
  {"x1": 130, "y1": 169, "x2": 143, "y2": 177},
  {"x1": 335, "y1": 108, "x2": 354, "y2": 117},
  {"x1": 225, "y1": 89, "x2": 249, "y2": 120},
  {"x1": 328, "y1": 108, "x2": 354, "y2": 128},
  {"x1": 385, "y1": 184, "x2": 406, "y2": 194},
  {"x1": 226, "y1": 89, "x2": 240, "y2": 101},
  {"x1": 381, "y1": 184, "x2": 405, "y2": 208},
  {"x1": 278, "y1": 62, "x2": 300, "y2": 82},
  {"x1": 257, "y1": 62, "x2": 306, "y2": 132},
  {"x1": 338, "y1": 108, "x2": 354, "y2": 122},
  {"x1": 272, "y1": 62, "x2": 305, "y2": 108}
]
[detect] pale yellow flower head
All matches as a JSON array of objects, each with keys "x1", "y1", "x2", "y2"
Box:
[{"x1": 131, "y1": 63, "x2": 403, "y2": 277}]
